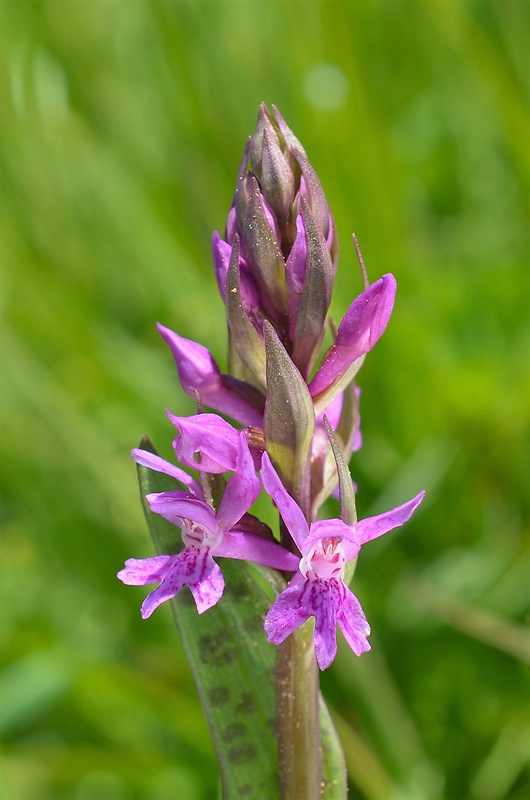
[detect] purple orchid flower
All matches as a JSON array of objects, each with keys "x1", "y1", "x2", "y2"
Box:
[
  {"x1": 118, "y1": 435, "x2": 298, "y2": 617},
  {"x1": 261, "y1": 452, "x2": 424, "y2": 669}
]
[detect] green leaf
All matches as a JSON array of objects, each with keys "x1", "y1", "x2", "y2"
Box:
[{"x1": 137, "y1": 452, "x2": 281, "y2": 800}]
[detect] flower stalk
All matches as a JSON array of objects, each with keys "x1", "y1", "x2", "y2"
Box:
[{"x1": 276, "y1": 621, "x2": 321, "y2": 800}]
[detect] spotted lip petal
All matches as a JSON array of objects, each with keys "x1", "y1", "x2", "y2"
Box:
[
  {"x1": 140, "y1": 549, "x2": 224, "y2": 617},
  {"x1": 264, "y1": 574, "x2": 369, "y2": 670}
]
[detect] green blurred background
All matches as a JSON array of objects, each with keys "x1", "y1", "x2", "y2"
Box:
[{"x1": 1, "y1": 1, "x2": 529, "y2": 798}]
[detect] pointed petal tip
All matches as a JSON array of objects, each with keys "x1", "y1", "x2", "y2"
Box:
[
  {"x1": 352, "y1": 489, "x2": 426, "y2": 548},
  {"x1": 401, "y1": 489, "x2": 426, "y2": 518},
  {"x1": 140, "y1": 596, "x2": 159, "y2": 619},
  {"x1": 156, "y1": 321, "x2": 180, "y2": 345}
]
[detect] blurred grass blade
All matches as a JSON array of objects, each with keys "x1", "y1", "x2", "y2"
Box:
[{"x1": 137, "y1": 455, "x2": 281, "y2": 799}]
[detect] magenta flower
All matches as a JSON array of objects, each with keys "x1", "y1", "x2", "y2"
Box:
[
  {"x1": 119, "y1": 435, "x2": 299, "y2": 617},
  {"x1": 261, "y1": 453, "x2": 424, "y2": 669}
]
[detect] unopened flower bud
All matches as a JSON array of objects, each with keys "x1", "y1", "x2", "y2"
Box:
[{"x1": 215, "y1": 104, "x2": 338, "y2": 380}]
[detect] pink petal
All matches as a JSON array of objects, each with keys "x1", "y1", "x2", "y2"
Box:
[
  {"x1": 147, "y1": 492, "x2": 218, "y2": 532},
  {"x1": 117, "y1": 555, "x2": 175, "y2": 586},
  {"x1": 260, "y1": 453, "x2": 309, "y2": 551},
  {"x1": 131, "y1": 449, "x2": 203, "y2": 499},
  {"x1": 216, "y1": 435, "x2": 260, "y2": 531},
  {"x1": 158, "y1": 324, "x2": 221, "y2": 395},
  {"x1": 312, "y1": 579, "x2": 341, "y2": 670},
  {"x1": 212, "y1": 231, "x2": 232, "y2": 302},
  {"x1": 309, "y1": 275, "x2": 397, "y2": 398},
  {"x1": 217, "y1": 531, "x2": 299, "y2": 572},
  {"x1": 351, "y1": 491, "x2": 425, "y2": 547},
  {"x1": 337, "y1": 586, "x2": 371, "y2": 656},
  {"x1": 264, "y1": 576, "x2": 312, "y2": 645},
  {"x1": 285, "y1": 214, "x2": 307, "y2": 338},
  {"x1": 303, "y1": 518, "x2": 356, "y2": 554},
  {"x1": 167, "y1": 411, "x2": 240, "y2": 473},
  {"x1": 316, "y1": 391, "x2": 343, "y2": 429},
  {"x1": 353, "y1": 386, "x2": 362, "y2": 452},
  {"x1": 159, "y1": 325, "x2": 263, "y2": 427}
]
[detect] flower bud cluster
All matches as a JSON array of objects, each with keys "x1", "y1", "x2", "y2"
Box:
[
  {"x1": 119, "y1": 105, "x2": 424, "y2": 668},
  {"x1": 213, "y1": 104, "x2": 337, "y2": 380}
]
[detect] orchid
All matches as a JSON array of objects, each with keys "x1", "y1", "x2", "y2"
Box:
[
  {"x1": 122, "y1": 104, "x2": 426, "y2": 798},
  {"x1": 118, "y1": 433, "x2": 298, "y2": 617},
  {"x1": 261, "y1": 452, "x2": 424, "y2": 669}
]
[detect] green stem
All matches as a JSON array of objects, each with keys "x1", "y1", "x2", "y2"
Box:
[{"x1": 276, "y1": 620, "x2": 321, "y2": 799}]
